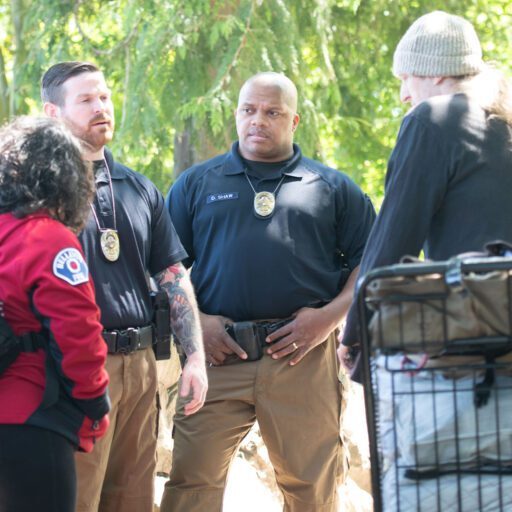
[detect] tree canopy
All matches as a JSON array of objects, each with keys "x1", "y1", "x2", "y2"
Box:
[{"x1": 1, "y1": 0, "x2": 511, "y2": 201}]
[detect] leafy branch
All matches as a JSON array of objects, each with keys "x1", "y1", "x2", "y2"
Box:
[{"x1": 73, "y1": 0, "x2": 141, "y2": 56}]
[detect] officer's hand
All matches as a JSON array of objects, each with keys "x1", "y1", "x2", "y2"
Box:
[
  {"x1": 265, "y1": 307, "x2": 335, "y2": 365},
  {"x1": 180, "y1": 352, "x2": 208, "y2": 416},
  {"x1": 200, "y1": 312, "x2": 247, "y2": 365}
]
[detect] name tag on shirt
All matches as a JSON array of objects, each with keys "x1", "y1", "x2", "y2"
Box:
[{"x1": 206, "y1": 192, "x2": 239, "y2": 204}]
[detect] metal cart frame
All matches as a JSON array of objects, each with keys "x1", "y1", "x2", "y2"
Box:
[{"x1": 357, "y1": 257, "x2": 512, "y2": 511}]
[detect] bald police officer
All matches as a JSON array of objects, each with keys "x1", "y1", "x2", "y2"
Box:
[{"x1": 161, "y1": 72, "x2": 375, "y2": 512}]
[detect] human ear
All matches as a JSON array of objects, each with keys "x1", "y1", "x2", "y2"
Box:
[
  {"x1": 292, "y1": 113, "x2": 300, "y2": 132},
  {"x1": 43, "y1": 102, "x2": 60, "y2": 118}
]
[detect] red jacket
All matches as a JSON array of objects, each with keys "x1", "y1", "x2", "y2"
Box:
[{"x1": 0, "y1": 212, "x2": 110, "y2": 452}]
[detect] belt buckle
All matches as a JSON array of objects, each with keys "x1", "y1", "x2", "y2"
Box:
[
  {"x1": 261, "y1": 320, "x2": 282, "y2": 336},
  {"x1": 127, "y1": 327, "x2": 140, "y2": 351},
  {"x1": 116, "y1": 328, "x2": 136, "y2": 354},
  {"x1": 261, "y1": 318, "x2": 291, "y2": 344}
]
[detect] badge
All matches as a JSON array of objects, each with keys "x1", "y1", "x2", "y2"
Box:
[
  {"x1": 53, "y1": 248, "x2": 89, "y2": 286},
  {"x1": 254, "y1": 191, "x2": 276, "y2": 218},
  {"x1": 244, "y1": 171, "x2": 285, "y2": 220},
  {"x1": 100, "y1": 229, "x2": 120, "y2": 262}
]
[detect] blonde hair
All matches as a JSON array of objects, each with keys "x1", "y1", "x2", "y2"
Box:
[{"x1": 456, "y1": 65, "x2": 512, "y2": 125}]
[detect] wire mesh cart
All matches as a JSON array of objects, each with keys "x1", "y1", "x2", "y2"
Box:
[{"x1": 357, "y1": 256, "x2": 512, "y2": 512}]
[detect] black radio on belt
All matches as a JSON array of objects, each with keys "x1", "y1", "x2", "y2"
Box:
[{"x1": 151, "y1": 289, "x2": 171, "y2": 360}]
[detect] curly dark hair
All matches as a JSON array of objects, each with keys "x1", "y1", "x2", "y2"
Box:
[{"x1": 0, "y1": 116, "x2": 94, "y2": 232}]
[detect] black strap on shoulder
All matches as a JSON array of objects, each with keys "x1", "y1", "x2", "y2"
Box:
[
  {"x1": 0, "y1": 316, "x2": 46, "y2": 376},
  {"x1": 0, "y1": 316, "x2": 45, "y2": 375},
  {"x1": 18, "y1": 331, "x2": 47, "y2": 352},
  {"x1": 0, "y1": 315, "x2": 46, "y2": 355},
  {"x1": 0, "y1": 316, "x2": 16, "y2": 359}
]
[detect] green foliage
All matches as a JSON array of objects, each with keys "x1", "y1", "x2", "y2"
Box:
[{"x1": 0, "y1": 0, "x2": 511, "y2": 202}]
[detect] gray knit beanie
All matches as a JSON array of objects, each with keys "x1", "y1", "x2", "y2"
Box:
[{"x1": 393, "y1": 11, "x2": 484, "y2": 77}]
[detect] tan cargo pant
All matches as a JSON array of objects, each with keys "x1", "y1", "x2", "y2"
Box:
[
  {"x1": 160, "y1": 332, "x2": 344, "y2": 512},
  {"x1": 75, "y1": 347, "x2": 158, "y2": 512}
]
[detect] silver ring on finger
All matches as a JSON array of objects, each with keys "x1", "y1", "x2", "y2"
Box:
[{"x1": 292, "y1": 342, "x2": 298, "y2": 351}]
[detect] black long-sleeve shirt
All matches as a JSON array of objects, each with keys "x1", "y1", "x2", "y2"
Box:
[{"x1": 344, "y1": 93, "x2": 512, "y2": 355}]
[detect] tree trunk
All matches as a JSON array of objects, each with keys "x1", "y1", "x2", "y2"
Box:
[
  {"x1": 173, "y1": 118, "x2": 222, "y2": 180},
  {"x1": 173, "y1": 121, "x2": 195, "y2": 179},
  {"x1": 10, "y1": 0, "x2": 28, "y2": 116},
  {"x1": 0, "y1": 47, "x2": 9, "y2": 123}
]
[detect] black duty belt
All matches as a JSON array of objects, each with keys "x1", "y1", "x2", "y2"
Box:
[{"x1": 102, "y1": 325, "x2": 154, "y2": 354}]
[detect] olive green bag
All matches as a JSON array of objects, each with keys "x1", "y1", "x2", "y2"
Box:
[{"x1": 367, "y1": 243, "x2": 512, "y2": 356}]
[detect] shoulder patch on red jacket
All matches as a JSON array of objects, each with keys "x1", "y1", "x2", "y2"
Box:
[{"x1": 52, "y1": 248, "x2": 89, "y2": 286}]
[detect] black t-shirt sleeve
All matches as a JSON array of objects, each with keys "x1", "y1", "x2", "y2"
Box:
[
  {"x1": 165, "y1": 174, "x2": 195, "y2": 269},
  {"x1": 148, "y1": 184, "x2": 188, "y2": 275}
]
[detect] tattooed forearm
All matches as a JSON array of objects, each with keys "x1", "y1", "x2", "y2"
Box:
[{"x1": 154, "y1": 263, "x2": 203, "y2": 357}]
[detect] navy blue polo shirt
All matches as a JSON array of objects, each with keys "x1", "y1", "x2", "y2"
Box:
[
  {"x1": 79, "y1": 148, "x2": 187, "y2": 330},
  {"x1": 166, "y1": 142, "x2": 375, "y2": 321}
]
